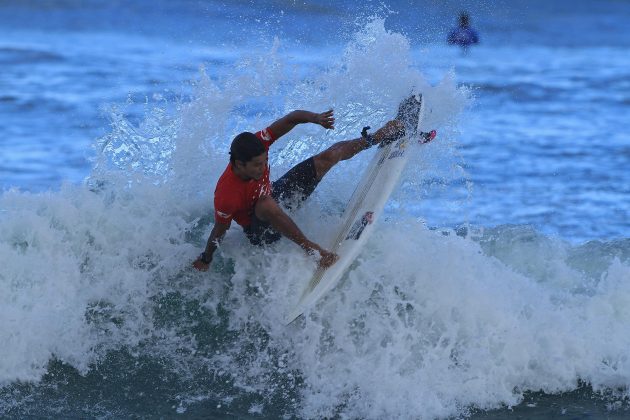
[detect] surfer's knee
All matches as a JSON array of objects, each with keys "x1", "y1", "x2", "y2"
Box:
[
  {"x1": 312, "y1": 152, "x2": 336, "y2": 179},
  {"x1": 313, "y1": 142, "x2": 353, "y2": 178},
  {"x1": 254, "y1": 195, "x2": 280, "y2": 220}
]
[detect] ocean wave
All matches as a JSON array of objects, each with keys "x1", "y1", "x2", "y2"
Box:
[{"x1": 0, "y1": 46, "x2": 65, "y2": 65}]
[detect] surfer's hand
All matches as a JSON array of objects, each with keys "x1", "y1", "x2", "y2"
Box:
[
  {"x1": 318, "y1": 249, "x2": 339, "y2": 269},
  {"x1": 315, "y1": 109, "x2": 335, "y2": 130},
  {"x1": 192, "y1": 258, "x2": 209, "y2": 271},
  {"x1": 301, "y1": 241, "x2": 337, "y2": 267}
]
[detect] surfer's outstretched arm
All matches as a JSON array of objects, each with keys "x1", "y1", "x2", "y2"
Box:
[
  {"x1": 254, "y1": 195, "x2": 338, "y2": 268},
  {"x1": 193, "y1": 221, "x2": 230, "y2": 271},
  {"x1": 268, "y1": 109, "x2": 335, "y2": 139}
]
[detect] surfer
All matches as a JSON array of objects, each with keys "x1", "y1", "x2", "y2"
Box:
[
  {"x1": 193, "y1": 109, "x2": 404, "y2": 271},
  {"x1": 447, "y1": 12, "x2": 479, "y2": 49}
]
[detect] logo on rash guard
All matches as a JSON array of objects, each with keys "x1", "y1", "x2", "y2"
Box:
[
  {"x1": 260, "y1": 129, "x2": 272, "y2": 142},
  {"x1": 217, "y1": 210, "x2": 231, "y2": 219}
]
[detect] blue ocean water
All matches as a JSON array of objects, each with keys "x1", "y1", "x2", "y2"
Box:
[{"x1": 1, "y1": 1, "x2": 629, "y2": 418}]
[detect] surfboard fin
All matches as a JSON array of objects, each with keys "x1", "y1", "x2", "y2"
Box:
[{"x1": 419, "y1": 129, "x2": 437, "y2": 144}]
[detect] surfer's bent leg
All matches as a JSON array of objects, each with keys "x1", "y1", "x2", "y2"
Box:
[
  {"x1": 311, "y1": 137, "x2": 366, "y2": 180},
  {"x1": 311, "y1": 120, "x2": 405, "y2": 180},
  {"x1": 244, "y1": 211, "x2": 282, "y2": 245},
  {"x1": 271, "y1": 121, "x2": 404, "y2": 211},
  {"x1": 269, "y1": 137, "x2": 369, "y2": 209},
  {"x1": 272, "y1": 157, "x2": 320, "y2": 210}
]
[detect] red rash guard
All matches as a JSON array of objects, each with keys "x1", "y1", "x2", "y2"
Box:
[{"x1": 213, "y1": 127, "x2": 276, "y2": 227}]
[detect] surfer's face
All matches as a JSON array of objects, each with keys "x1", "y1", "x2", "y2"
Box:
[{"x1": 238, "y1": 152, "x2": 267, "y2": 180}]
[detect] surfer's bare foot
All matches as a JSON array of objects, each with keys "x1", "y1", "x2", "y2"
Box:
[{"x1": 367, "y1": 120, "x2": 405, "y2": 147}]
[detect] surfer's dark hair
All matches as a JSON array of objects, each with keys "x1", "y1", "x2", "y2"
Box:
[{"x1": 230, "y1": 132, "x2": 265, "y2": 164}]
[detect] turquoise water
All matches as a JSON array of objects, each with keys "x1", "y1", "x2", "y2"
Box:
[{"x1": 1, "y1": 1, "x2": 629, "y2": 418}]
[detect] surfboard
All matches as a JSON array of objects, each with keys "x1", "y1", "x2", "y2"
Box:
[{"x1": 286, "y1": 94, "x2": 436, "y2": 324}]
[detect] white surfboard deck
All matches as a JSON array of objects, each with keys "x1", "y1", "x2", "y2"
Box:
[{"x1": 286, "y1": 95, "x2": 428, "y2": 324}]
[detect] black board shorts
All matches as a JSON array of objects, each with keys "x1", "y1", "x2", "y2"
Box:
[{"x1": 243, "y1": 157, "x2": 320, "y2": 245}]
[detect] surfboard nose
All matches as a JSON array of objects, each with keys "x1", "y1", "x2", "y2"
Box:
[{"x1": 420, "y1": 130, "x2": 437, "y2": 144}]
